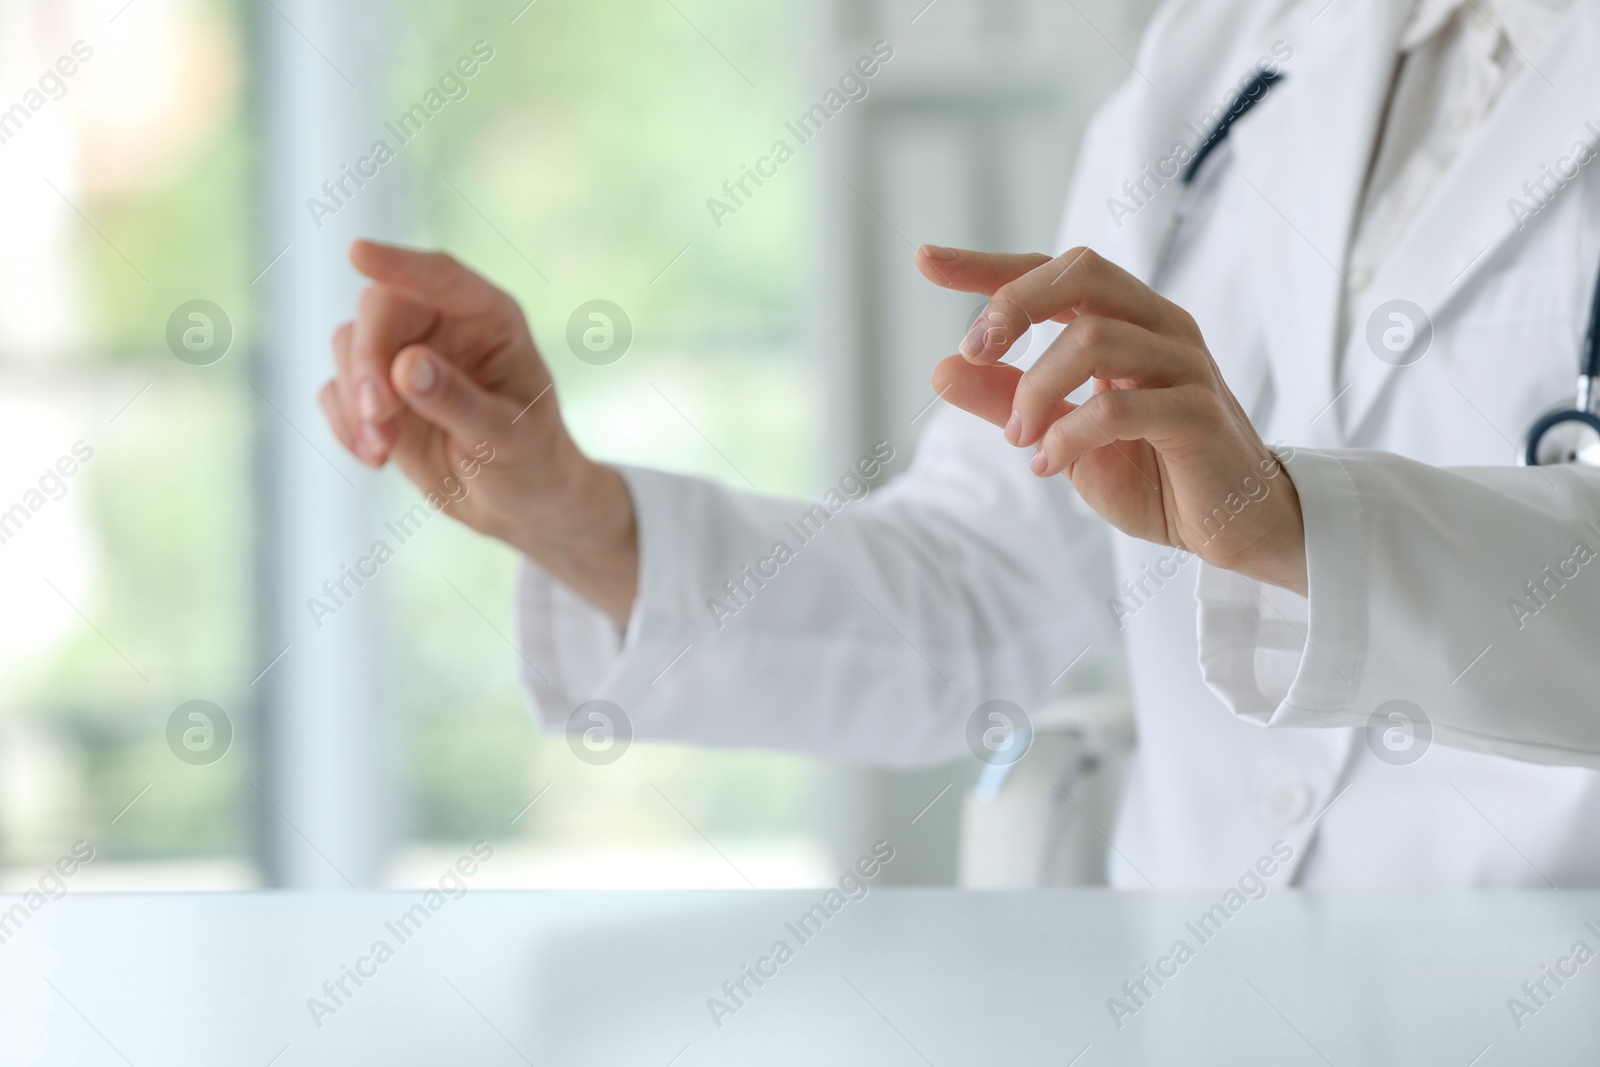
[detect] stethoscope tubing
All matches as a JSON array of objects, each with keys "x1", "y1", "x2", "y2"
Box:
[{"x1": 1149, "y1": 64, "x2": 1600, "y2": 467}]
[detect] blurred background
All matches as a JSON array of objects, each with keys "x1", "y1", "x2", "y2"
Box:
[{"x1": 0, "y1": 0, "x2": 1156, "y2": 891}]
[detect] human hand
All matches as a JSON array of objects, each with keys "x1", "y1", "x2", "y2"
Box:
[
  {"x1": 320, "y1": 241, "x2": 638, "y2": 622},
  {"x1": 916, "y1": 244, "x2": 1307, "y2": 595}
]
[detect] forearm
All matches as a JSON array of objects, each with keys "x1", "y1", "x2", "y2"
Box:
[
  {"x1": 514, "y1": 427, "x2": 1123, "y2": 763},
  {"x1": 496, "y1": 456, "x2": 639, "y2": 627}
]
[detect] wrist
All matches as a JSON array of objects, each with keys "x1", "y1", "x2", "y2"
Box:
[
  {"x1": 1234, "y1": 475, "x2": 1309, "y2": 596},
  {"x1": 494, "y1": 451, "x2": 640, "y2": 624},
  {"x1": 498, "y1": 449, "x2": 627, "y2": 548}
]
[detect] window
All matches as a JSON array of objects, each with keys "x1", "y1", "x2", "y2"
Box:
[
  {"x1": 381, "y1": 0, "x2": 830, "y2": 889},
  {"x1": 0, "y1": 0, "x2": 256, "y2": 888},
  {"x1": 1, "y1": 0, "x2": 1156, "y2": 891}
]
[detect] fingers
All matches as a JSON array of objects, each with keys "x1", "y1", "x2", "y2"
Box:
[
  {"x1": 327, "y1": 323, "x2": 384, "y2": 466},
  {"x1": 959, "y1": 247, "x2": 1177, "y2": 364},
  {"x1": 325, "y1": 338, "x2": 524, "y2": 468},
  {"x1": 915, "y1": 246, "x2": 1052, "y2": 296},
  {"x1": 319, "y1": 379, "x2": 363, "y2": 461},
  {"x1": 330, "y1": 321, "x2": 381, "y2": 462},
  {"x1": 345, "y1": 285, "x2": 438, "y2": 440},
  {"x1": 344, "y1": 241, "x2": 518, "y2": 453},
  {"x1": 931, "y1": 355, "x2": 1073, "y2": 432},
  {"x1": 350, "y1": 240, "x2": 507, "y2": 318},
  {"x1": 390, "y1": 343, "x2": 517, "y2": 444},
  {"x1": 1010, "y1": 316, "x2": 1195, "y2": 446},
  {"x1": 331, "y1": 319, "x2": 353, "y2": 403},
  {"x1": 1031, "y1": 385, "x2": 1205, "y2": 477}
]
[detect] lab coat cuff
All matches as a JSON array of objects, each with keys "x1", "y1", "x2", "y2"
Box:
[
  {"x1": 1195, "y1": 447, "x2": 1366, "y2": 725},
  {"x1": 514, "y1": 465, "x2": 693, "y2": 730}
]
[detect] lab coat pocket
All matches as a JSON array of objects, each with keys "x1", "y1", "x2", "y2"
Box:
[{"x1": 1446, "y1": 192, "x2": 1595, "y2": 436}]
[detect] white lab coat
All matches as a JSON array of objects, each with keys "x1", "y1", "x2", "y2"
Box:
[{"x1": 517, "y1": 0, "x2": 1600, "y2": 889}]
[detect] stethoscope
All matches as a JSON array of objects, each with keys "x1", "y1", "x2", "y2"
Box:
[
  {"x1": 1150, "y1": 68, "x2": 1286, "y2": 290},
  {"x1": 1524, "y1": 283, "x2": 1600, "y2": 466},
  {"x1": 1153, "y1": 66, "x2": 1600, "y2": 468}
]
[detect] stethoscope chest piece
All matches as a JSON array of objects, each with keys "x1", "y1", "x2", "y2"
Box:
[
  {"x1": 1524, "y1": 264, "x2": 1600, "y2": 466},
  {"x1": 1525, "y1": 406, "x2": 1600, "y2": 467}
]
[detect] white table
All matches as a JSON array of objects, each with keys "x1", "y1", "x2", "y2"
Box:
[{"x1": 2, "y1": 889, "x2": 1597, "y2": 1065}]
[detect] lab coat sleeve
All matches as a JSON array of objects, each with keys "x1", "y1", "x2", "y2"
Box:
[
  {"x1": 510, "y1": 47, "x2": 1165, "y2": 765},
  {"x1": 514, "y1": 405, "x2": 1120, "y2": 767},
  {"x1": 1196, "y1": 447, "x2": 1600, "y2": 768}
]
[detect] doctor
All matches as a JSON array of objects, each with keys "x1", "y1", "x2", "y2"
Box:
[{"x1": 321, "y1": 0, "x2": 1600, "y2": 888}]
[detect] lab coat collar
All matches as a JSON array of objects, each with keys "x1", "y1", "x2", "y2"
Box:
[
  {"x1": 1339, "y1": 0, "x2": 1600, "y2": 441},
  {"x1": 1401, "y1": 0, "x2": 1466, "y2": 49},
  {"x1": 1228, "y1": 0, "x2": 1411, "y2": 448},
  {"x1": 1401, "y1": 0, "x2": 1577, "y2": 56}
]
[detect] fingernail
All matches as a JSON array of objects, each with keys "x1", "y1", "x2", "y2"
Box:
[
  {"x1": 360, "y1": 422, "x2": 385, "y2": 457},
  {"x1": 921, "y1": 244, "x2": 958, "y2": 261},
  {"x1": 961, "y1": 317, "x2": 988, "y2": 359},
  {"x1": 408, "y1": 351, "x2": 437, "y2": 394},
  {"x1": 1030, "y1": 449, "x2": 1048, "y2": 475},
  {"x1": 357, "y1": 379, "x2": 381, "y2": 420},
  {"x1": 1005, "y1": 411, "x2": 1022, "y2": 445}
]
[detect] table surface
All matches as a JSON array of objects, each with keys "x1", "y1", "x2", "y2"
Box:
[{"x1": 2, "y1": 889, "x2": 1598, "y2": 1066}]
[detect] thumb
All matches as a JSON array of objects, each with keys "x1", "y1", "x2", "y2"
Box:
[
  {"x1": 933, "y1": 355, "x2": 1074, "y2": 431},
  {"x1": 391, "y1": 344, "x2": 512, "y2": 440},
  {"x1": 932, "y1": 355, "x2": 1020, "y2": 428}
]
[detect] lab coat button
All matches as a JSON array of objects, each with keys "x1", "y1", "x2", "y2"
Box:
[
  {"x1": 1262, "y1": 781, "x2": 1313, "y2": 827},
  {"x1": 1348, "y1": 266, "x2": 1373, "y2": 291}
]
